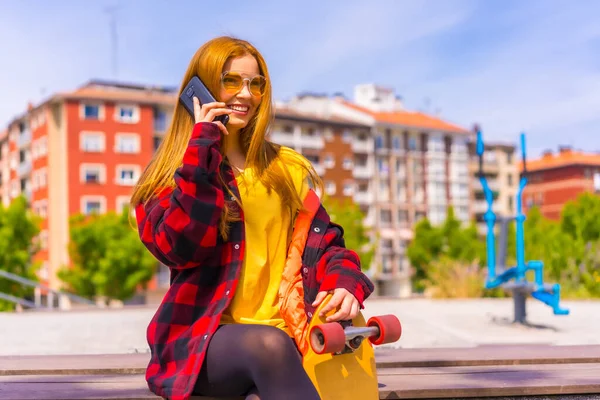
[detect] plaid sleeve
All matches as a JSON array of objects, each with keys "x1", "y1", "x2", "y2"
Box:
[
  {"x1": 316, "y1": 222, "x2": 375, "y2": 308},
  {"x1": 135, "y1": 122, "x2": 225, "y2": 269}
]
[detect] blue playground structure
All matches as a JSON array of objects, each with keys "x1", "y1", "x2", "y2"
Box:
[{"x1": 476, "y1": 129, "x2": 569, "y2": 324}]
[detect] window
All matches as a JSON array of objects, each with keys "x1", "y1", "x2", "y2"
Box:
[
  {"x1": 342, "y1": 157, "x2": 353, "y2": 170},
  {"x1": 398, "y1": 210, "x2": 408, "y2": 224},
  {"x1": 343, "y1": 182, "x2": 354, "y2": 196},
  {"x1": 115, "y1": 133, "x2": 140, "y2": 153},
  {"x1": 323, "y1": 154, "x2": 335, "y2": 168},
  {"x1": 80, "y1": 132, "x2": 105, "y2": 152},
  {"x1": 81, "y1": 196, "x2": 106, "y2": 215},
  {"x1": 392, "y1": 136, "x2": 402, "y2": 150},
  {"x1": 380, "y1": 209, "x2": 392, "y2": 224},
  {"x1": 115, "y1": 104, "x2": 140, "y2": 123},
  {"x1": 382, "y1": 239, "x2": 394, "y2": 251},
  {"x1": 116, "y1": 165, "x2": 140, "y2": 186},
  {"x1": 38, "y1": 137, "x2": 47, "y2": 157},
  {"x1": 83, "y1": 104, "x2": 100, "y2": 119},
  {"x1": 116, "y1": 196, "x2": 132, "y2": 214},
  {"x1": 86, "y1": 200, "x2": 101, "y2": 214},
  {"x1": 377, "y1": 158, "x2": 389, "y2": 175},
  {"x1": 507, "y1": 174, "x2": 513, "y2": 186},
  {"x1": 325, "y1": 181, "x2": 336, "y2": 195},
  {"x1": 375, "y1": 136, "x2": 384, "y2": 150},
  {"x1": 86, "y1": 170, "x2": 100, "y2": 183},
  {"x1": 342, "y1": 130, "x2": 352, "y2": 143},
  {"x1": 408, "y1": 136, "x2": 418, "y2": 151},
  {"x1": 154, "y1": 109, "x2": 168, "y2": 132},
  {"x1": 80, "y1": 164, "x2": 106, "y2": 184}
]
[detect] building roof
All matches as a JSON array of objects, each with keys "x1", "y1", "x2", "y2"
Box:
[
  {"x1": 274, "y1": 106, "x2": 369, "y2": 128},
  {"x1": 340, "y1": 100, "x2": 469, "y2": 134},
  {"x1": 5, "y1": 80, "x2": 372, "y2": 131},
  {"x1": 523, "y1": 148, "x2": 600, "y2": 172}
]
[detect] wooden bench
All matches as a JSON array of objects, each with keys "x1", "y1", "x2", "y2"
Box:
[{"x1": 2, "y1": 345, "x2": 600, "y2": 399}]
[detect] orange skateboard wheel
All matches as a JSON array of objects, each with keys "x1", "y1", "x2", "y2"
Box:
[
  {"x1": 309, "y1": 323, "x2": 346, "y2": 354},
  {"x1": 367, "y1": 315, "x2": 402, "y2": 345}
]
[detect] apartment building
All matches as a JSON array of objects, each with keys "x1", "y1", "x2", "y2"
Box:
[
  {"x1": 1, "y1": 80, "x2": 175, "y2": 290},
  {"x1": 468, "y1": 141, "x2": 518, "y2": 231},
  {"x1": 522, "y1": 146, "x2": 600, "y2": 220},
  {"x1": 284, "y1": 84, "x2": 471, "y2": 297},
  {"x1": 0, "y1": 130, "x2": 9, "y2": 206},
  {"x1": 269, "y1": 107, "x2": 373, "y2": 209}
]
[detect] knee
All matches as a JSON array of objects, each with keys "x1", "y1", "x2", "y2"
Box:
[{"x1": 244, "y1": 326, "x2": 299, "y2": 367}]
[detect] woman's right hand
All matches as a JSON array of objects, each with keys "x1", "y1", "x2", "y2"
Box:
[{"x1": 193, "y1": 96, "x2": 232, "y2": 136}]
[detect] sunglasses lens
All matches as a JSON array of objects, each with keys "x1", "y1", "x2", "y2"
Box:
[
  {"x1": 222, "y1": 73, "x2": 266, "y2": 96},
  {"x1": 249, "y1": 76, "x2": 266, "y2": 96},
  {"x1": 222, "y1": 73, "x2": 243, "y2": 91}
]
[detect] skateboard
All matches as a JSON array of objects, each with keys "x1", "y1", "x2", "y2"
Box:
[{"x1": 302, "y1": 294, "x2": 402, "y2": 400}]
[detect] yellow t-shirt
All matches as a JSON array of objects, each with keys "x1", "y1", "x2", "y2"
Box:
[{"x1": 220, "y1": 148, "x2": 310, "y2": 335}]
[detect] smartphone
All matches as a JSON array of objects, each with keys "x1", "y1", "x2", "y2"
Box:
[{"x1": 179, "y1": 76, "x2": 229, "y2": 125}]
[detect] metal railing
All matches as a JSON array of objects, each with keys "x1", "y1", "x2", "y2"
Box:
[{"x1": 0, "y1": 269, "x2": 97, "y2": 310}]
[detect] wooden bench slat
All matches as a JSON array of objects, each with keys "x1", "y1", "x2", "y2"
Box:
[
  {"x1": 378, "y1": 363, "x2": 600, "y2": 399},
  {"x1": 2, "y1": 363, "x2": 600, "y2": 400},
  {"x1": 0, "y1": 374, "x2": 239, "y2": 400},
  {"x1": 4, "y1": 345, "x2": 600, "y2": 376},
  {"x1": 376, "y1": 344, "x2": 600, "y2": 368}
]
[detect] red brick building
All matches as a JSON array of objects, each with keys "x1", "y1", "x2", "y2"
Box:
[{"x1": 522, "y1": 146, "x2": 600, "y2": 220}]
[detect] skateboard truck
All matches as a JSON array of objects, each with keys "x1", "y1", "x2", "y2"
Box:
[{"x1": 309, "y1": 315, "x2": 402, "y2": 355}]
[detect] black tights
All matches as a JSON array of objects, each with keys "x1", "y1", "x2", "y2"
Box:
[{"x1": 193, "y1": 324, "x2": 321, "y2": 400}]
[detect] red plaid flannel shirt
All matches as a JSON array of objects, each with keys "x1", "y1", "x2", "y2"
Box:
[{"x1": 135, "y1": 122, "x2": 374, "y2": 400}]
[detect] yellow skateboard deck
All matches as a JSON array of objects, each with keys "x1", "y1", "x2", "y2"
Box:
[{"x1": 302, "y1": 295, "x2": 401, "y2": 400}]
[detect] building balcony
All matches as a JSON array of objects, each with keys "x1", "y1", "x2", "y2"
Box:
[
  {"x1": 270, "y1": 131, "x2": 295, "y2": 147},
  {"x1": 313, "y1": 163, "x2": 325, "y2": 176},
  {"x1": 475, "y1": 179, "x2": 500, "y2": 192},
  {"x1": 18, "y1": 130, "x2": 31, "y2": 148},
  {"x1": 354, "y1": 191, "x2": 373, "y2": 204},
  {"x1": 353, "y1": 165, "x2": 373, "y2": 179},
  {"x1": 300, "y1": 135, "x2": 324, "y2": 150},
  {"x1": 473, "y1": 200, "x2": 490, "y2": 214},
  {"x1": 378, "y1": 190, "x2": 391, "y2": 202},
  {"x1": 18, "y1": 162, "x2": 31, "y2": 177},
  {"x1": 351, "y1": 138, "x2": 371, "y2": 153}
]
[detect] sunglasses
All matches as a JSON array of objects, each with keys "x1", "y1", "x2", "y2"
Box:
[{"x1": 221, "y1": 71, "x2": 267, "y2": 97}]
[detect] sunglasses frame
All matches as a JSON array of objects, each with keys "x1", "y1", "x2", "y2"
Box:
[{"x1": 221, "y1": 71, "x2": 267, "y2": 97}]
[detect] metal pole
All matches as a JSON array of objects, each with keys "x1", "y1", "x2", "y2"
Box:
[{"x1": 513, "y1": 290, "x2": 527, "y2": 324}]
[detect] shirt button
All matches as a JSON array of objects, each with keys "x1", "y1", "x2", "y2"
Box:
[
  {"x1": 230, "y1": 195, "x2": 235, "y2": 201},
  {"x1": 307, "y1": 312, "x2": 313, "y2": 318},
  {"x1": 225, "y1": 290, "x2": 230, "y2": 296},
  {"x1": 203, "y1": 334, "x2": 208, "y2": 340},
  {"x1": 234, "y1": 244, "x2": 240, "y2": 250},
  {"x1": 314, "y1": 227, "x2": 320, "y2": 233},
  {"x1": 303, "y1": 267, "x2": 308, "y2": 274}
]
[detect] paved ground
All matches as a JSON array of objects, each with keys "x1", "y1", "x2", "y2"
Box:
[{"x1": 0, "y1": 298, "x2": 598, "y2": 356}]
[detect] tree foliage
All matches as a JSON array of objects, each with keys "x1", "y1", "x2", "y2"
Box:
[
  {"x1": 407, "y1": 207, "x2": 486, "y2": 292},
  {"x1": 322, "y1": 196, "x2": 375, "y2": 270},
  {"x1": 0, "y1": 196, "x2": 41, "y2": 311},
  {"x1": 57, "y1": 208, "x2": 157, "y2": 301}
]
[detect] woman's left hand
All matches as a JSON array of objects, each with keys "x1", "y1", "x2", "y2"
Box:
[{"x1": 312, "y1": 288, "x2": 360, "y2": 322}]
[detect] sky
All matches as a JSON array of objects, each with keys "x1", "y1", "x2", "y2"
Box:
[{"x1": 1, "y1": 0, "x2": 599, "y2": 157}]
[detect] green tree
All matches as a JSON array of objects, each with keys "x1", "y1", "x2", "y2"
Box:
[
  {"x1": 0, "y1": 196, "x2": 41, "y2": 311},
  {"x1": 322, "y1": 197, "x2": 375, "y2": 270},
  {"x1": 57, "y1": 207, "x2": 157, "y2": 301},
  {"x1": 407, "y1": 206, "x2": 485, "y2": 292}
]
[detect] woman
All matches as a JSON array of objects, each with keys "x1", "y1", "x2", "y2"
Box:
[{"x1": 131, "y1": 36, "x2": 374, "y2": 400}]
